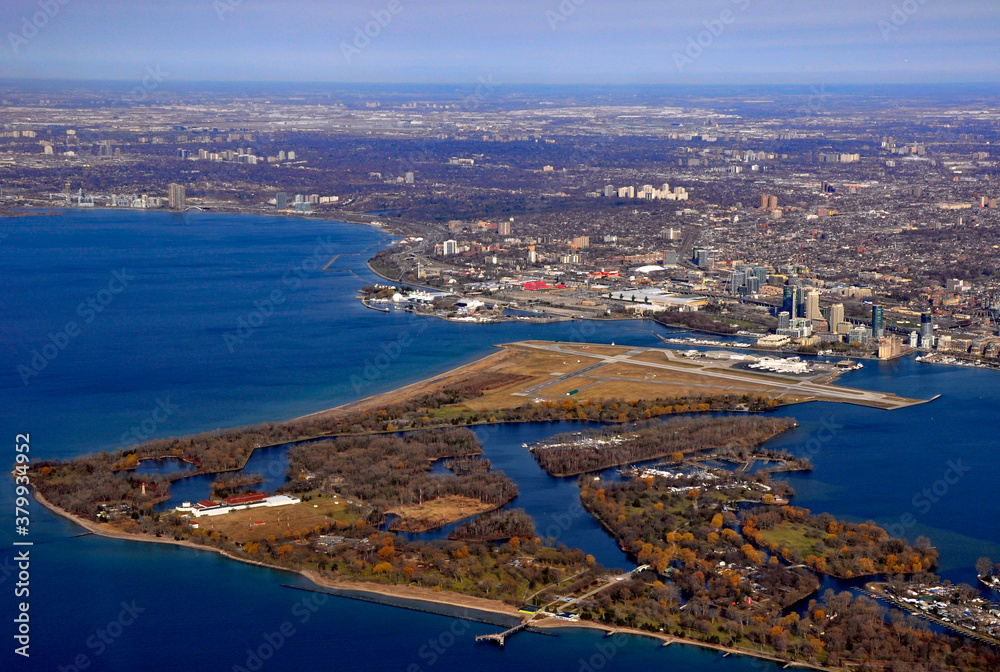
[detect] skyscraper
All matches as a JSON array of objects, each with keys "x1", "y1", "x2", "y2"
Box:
[
  {"x1": 805, "y1": 291, "x2": 821, "y2": 320},
  {"x1": 782, "y1": 286, "x2": 802, "y2": 318},
  {"x1": 275, "y1": 192, "x2": 288, "y2": 210},
  {"x1": 920, "y1": 312, "x2": 934, "y2": 345},
  {"x1": 168, "y1": 183, "x2": 186, "y2": 210},
  {"x1": 827, "y1": 303, "x2": 845, "y2": 332},
  {"x1": 872, "y1": 305, "x2": 885, "y2": 339}
]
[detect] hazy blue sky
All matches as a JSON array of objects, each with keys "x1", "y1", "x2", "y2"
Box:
[{"x1": 1, "y1": 0, "x2": 997, "y2": 84}]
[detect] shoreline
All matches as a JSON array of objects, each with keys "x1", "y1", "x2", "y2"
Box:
[
  {"x1": 33, "y1": 491, "x2": 833, "y2": 672},
  {"x1": 299, "y1": 570, "x2": 522, "y2": 619},
  {"x1": 532, "y1": 620, "x2": 831, "y2": 672}
]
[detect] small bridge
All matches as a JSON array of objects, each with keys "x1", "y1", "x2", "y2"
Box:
[{"x1": 474, "y1": 621, "x2": 531, "y2": 647}]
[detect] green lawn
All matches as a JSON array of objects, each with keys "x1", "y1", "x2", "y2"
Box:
[{"x1": 758, "y1": 522, "x2": 824, "y2": 557}]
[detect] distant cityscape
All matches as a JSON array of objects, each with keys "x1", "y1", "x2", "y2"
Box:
[{"x1": 2, "y1": 84, "x2": 1000, "y2": 367}]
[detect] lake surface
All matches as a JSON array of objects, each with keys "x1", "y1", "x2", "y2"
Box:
[{"x1": 2, "y1": 210, "x2": 999, "y2": 671}]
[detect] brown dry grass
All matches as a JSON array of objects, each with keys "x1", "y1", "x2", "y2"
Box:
[
  {"x1": 302, "y1": 341, "x2": 920, "y2": 422},
  {"x1": 193, "y1": 496, "x2": 358, "y2": 544},
  {"x1": 386, "y1": 495, "x2": 495, "y2": 532},
  {"x1": 627, "y1": 350, "x2": 700, "y2": 366}
]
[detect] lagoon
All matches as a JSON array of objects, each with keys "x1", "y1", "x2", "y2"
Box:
[{"x1": 3, "y1": 210, "x2": 999, "y2": 670}]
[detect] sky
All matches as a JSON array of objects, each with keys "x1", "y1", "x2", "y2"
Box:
[{"x1": 0, "y1": 0, "x2": 998, "y2": 85}]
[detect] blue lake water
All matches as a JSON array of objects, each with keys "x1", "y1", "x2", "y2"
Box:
[{"x1": 2, "y1": 210, "x2": 999, "y2": 671}]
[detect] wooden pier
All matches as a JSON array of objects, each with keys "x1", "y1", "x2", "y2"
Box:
[{"x1": 474, "y1": 621, "x2": 531, "y2": 647}]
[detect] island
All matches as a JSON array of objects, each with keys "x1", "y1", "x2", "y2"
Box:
[{"x1": 27, "y1": 342, "x2": 996, "y2": 672}]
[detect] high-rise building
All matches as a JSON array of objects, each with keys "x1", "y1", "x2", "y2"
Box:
[
  {"x1": 498, "y1": 221, "x2": 512, "y2": 236},
  {"x1": 849, "y1": 326, "x2": 872, "y2": 345},
  {"x1": 872, "y1": 305, "x2": 885, "y2": 339},
  {"x1": 768, "y1": 195, "x2": 778, "y2": 211},
  {"x1": 827, "y1": 303, "x2": 845, "y2": 332},
  {"x1": 603, "y1": 185, "x2": 615, "y2": 197},
  {"x1": 778, "y1": 311, "x2": 791, "y2": 330},
  {"x1": 168, "y1": 183, "x2": 186, "y2": 210},
  {"x1": 805, "y1": 291, "x2": 821, "y2": 320},
  {"x1": 782, "y1": 286, "x2": 802, "y2": 318},
  {"x1": 442, "y1": 240, "x2": 458, "y2": 256},
  {"x1": 730, "y1": 271, "x2": 744, "y2": 295},
  {"x1": 275, "y1": 192, "x2": 288, "y2": 210},
  {"x1": 920, "y1": 312, "x2": 934, "y2": 346},
  {"x1": 405, "y1": 171, "x2": 415, "y2": 184}
]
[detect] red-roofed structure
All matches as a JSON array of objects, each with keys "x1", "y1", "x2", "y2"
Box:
[
  {"x1": 223, "y1": 493, "x2": 268, "y2": 506},
  {"x1": 521, "y1": 281, "x2": 551, "y2": 291}
]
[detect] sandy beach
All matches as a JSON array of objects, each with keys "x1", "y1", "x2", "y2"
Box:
[
  {"x1": 292, "y1": 346, "x2": 514, "y2": 420},
  {"x1": 300, "y1": 570, "x2": 522, "y2": 618}
]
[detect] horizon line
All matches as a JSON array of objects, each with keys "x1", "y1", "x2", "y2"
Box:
[{"x1": 1, "y1": 78, "x2": 999, "y2": 88}]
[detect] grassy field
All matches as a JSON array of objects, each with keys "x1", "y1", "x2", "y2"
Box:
[
  {"x1": 317, "y1": 340, "x2": 924, "y2": 421},
  {"x1": 191, "y1": 491, "x2": 362, "y2": 544},
  {"x1": 758, "y1": 522, "x2": 826, "y2": 558}
]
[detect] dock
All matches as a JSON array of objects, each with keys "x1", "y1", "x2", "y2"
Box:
[
  {"x1": 360, "y1": 298, "x2": 390, "y2": 313},
  {"x1": 474, "y1": 621, "x2": 531, "y2": 647}
]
